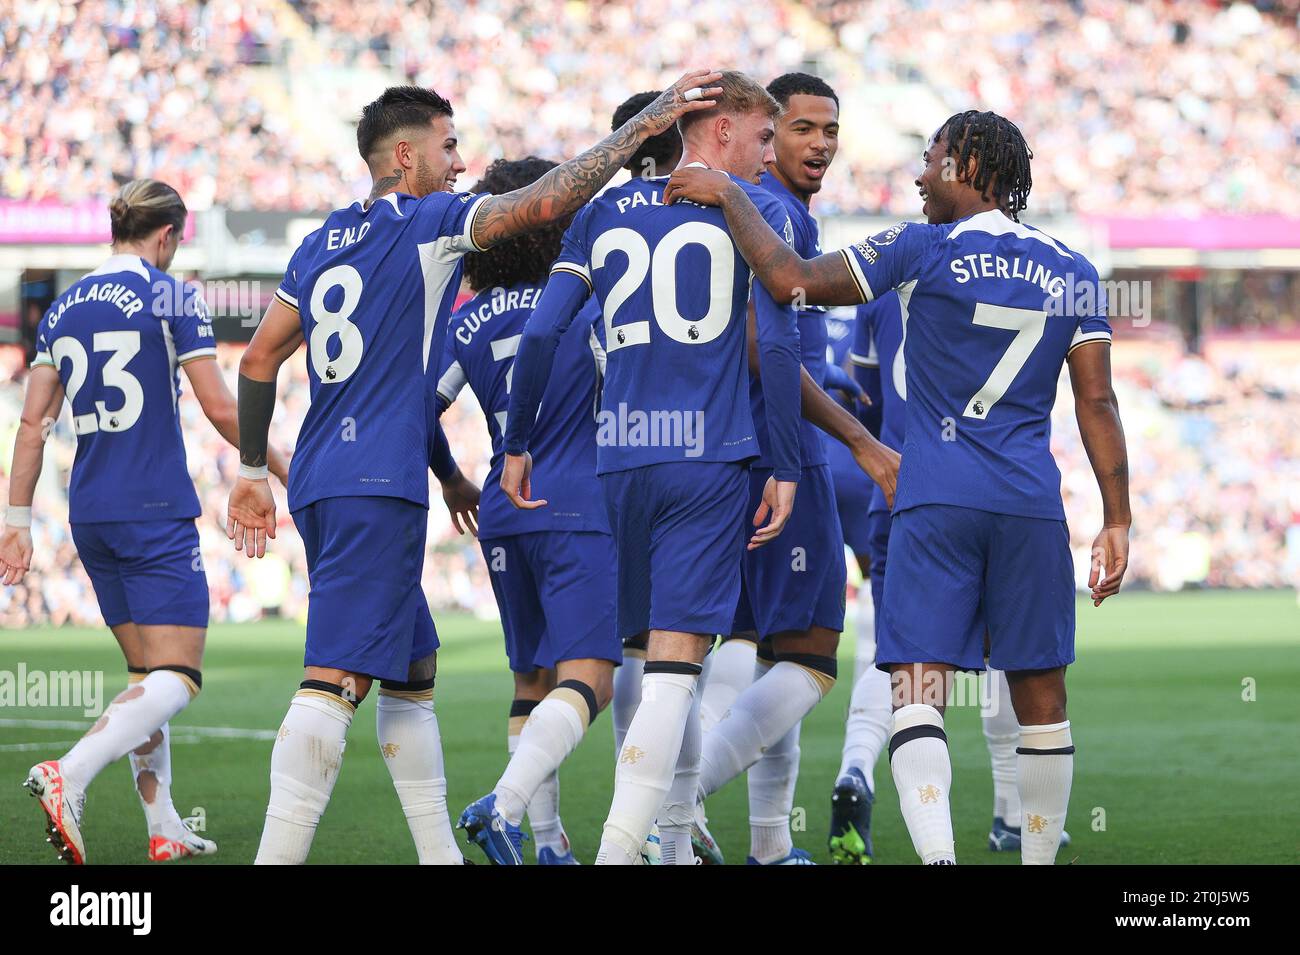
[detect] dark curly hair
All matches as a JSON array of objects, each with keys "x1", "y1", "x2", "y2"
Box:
[
  {"x1": 938, "y1": 110, "x2": 1033, "y2": 221},
  {"x1": 462, "y1": 157, "x2": 566, "y2": 292}
]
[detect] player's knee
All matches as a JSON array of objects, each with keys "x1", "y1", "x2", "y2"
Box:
[
  {"x1": 513, "y1": 667, "x2": 552, "y2": 700},
  {"x1": 148, "y1": 664, "x2": 203, "y2": 699},
  {"x1": 299, "y1": 676, "x2": 368, "y2": 708},
  {"x1": 775, "y1": 651, "x2": 837, "y2": 697}
]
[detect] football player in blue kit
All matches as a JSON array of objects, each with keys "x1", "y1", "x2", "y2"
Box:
[
  {"x1": 665, "y1": 109, "x2": 1130, "y2": 865},
  {"x1": 432, "y1": 157, "x2": 617, "y2": 865},
  {"x1": 503, "y1": 71, "x2": 900, "y2": 866},
  {"x1": 1, "y1": 180, "x2": 288, "y2": 864},
  {"x1": 225, "y1": 73, "x2": 724, "y2": 864},
  {"x1": 694, "y1": 73, "x2": 854, "y2": 867},
  {"x1": 850, "y1": 294, "x2": 1074, "y2": 857}
]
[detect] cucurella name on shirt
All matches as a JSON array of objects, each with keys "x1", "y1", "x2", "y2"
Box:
[{"x1": 455, "y1": 287, "x2": 544, "y2": 345}]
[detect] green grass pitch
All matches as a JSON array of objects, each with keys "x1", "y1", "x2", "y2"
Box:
[{"x1": 1, "y1": 590, "x2": 1296, "y2": 864}]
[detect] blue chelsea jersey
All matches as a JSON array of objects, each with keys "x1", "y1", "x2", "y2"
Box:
[
  {"x1": 276, "y1": 190, "x2": 488, "y2": 512},
  {"x1": 505, "y1": 171, "x2": 802, "y2": 482},
  {"x1": 747, "y1": 171, "x2": 828, "y2": 470},
  {"x1": 33, "y1": 254, "x2": 215, "y2": 523},
  {"x1": 437, "y1": 285, "x2": 608, "y2": 537},
  {"x1": 839, "y1": 210, "x2": 1112, "y2": 520}
]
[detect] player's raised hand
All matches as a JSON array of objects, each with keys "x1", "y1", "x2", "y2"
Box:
[
  {"x1": 0, "y1": 526, "x2": 33, "y2": 585},
  {"x1": 226, "y1": 476, "x2": 277, "y2": 558},
  {"x1": 663, "y1": 166, "x2": 737, "y2": 208},
  {"x1": 442, "y1": 469, "x2": 481, "y2": 536},
  {"x1": 856, "y1": 441, "x2": 900, "y2": 508},
  {"x1": 1089, "y1": 524, "x2": 1129, "y2": 606},
  {"x1": 749, "y1": 477, "x2": 797, "y2": 550},
  {"x1": 501, "y1": 452, "x2": 547, "y2": 510},
  {"x1": 632, "y1": 71, "x2": 724, "y2": 138}
]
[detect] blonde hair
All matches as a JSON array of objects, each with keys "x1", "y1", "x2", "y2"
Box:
[
  {"x1": 109, "y1": 179, "x2": 187, "y2": 243},
  {"x1": 678, "y1": 70, "x2": 780, "y2": 133}
]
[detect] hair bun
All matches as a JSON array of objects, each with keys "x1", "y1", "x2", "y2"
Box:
[{"x1": 109, "y1": 196, "x2": 130, "y2": 220}]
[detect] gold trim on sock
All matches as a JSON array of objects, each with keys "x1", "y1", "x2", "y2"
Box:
[
  {"x1": 623, "y1": 647, "x2": 647, "y2": 660},
  {"x1": 548, "y1": 686, "x2": 592, "y2": 731},
  {"x1": 791, "y1": 661, "x2": 837, "y2": 697},
  {"x1": 294, "y1": 687, "x2": 356, "y2": 715},
  {"x1": 171, "y1": 672, "x2": 201, "y2": 699},
  {"x1": 377, "y1": 686, "x2": 433, "y2": 703},
  {"x1": 508, "y1": 715, "x2": 528, "y2": 736},
  {"x1": 126, "y1": 672, "x2": 146, "y2": 685}
]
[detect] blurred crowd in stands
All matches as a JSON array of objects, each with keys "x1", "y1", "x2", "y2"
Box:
[
  {"x1": 2, "y1": 339, "x2": 1297, "y2": 629},
  {"x1": 3, "y1": 0, "x2": 1298, "y2": 216}
]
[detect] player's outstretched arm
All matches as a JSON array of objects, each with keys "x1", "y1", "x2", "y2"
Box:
[
  {"x1": 1069, "y1": 341, "x2": 1131, "y2": 606},
  {"x1": 664, "y1": 169, "x2": 859, "y2": 305},
  {"x1": 0, "y1": 366, "x2": 62, "y2": 585},
  {"x1": 228, "y1": 297, "x2": 301, "y2": 558},
  {"x1": 470, "y1": 70, "x2": 722, "y2": 250}
]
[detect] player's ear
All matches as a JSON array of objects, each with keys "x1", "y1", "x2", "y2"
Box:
[{"x1": 716, "y1": 113, "x2": 731, "y2": 147}]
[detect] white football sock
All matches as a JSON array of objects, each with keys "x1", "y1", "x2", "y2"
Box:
[
  {"x1": 376, "y1": 691, "x2": 462, "y2": 865},
  {"x1": 747, "y1": 718, "x2": 800, "y2": 863},
  {"x1": 255, "y1": 688, "x2": 353, "y2": 865},
  {"x1": 889, "y1": 703, "x2": 955, "y2": 864},
  {"x1": 505, "y1": 712, "x2": 565, "y2": 856},
  {"x1": 596, "y1": 667, "x2": 699, "y2": 865},
  {"x1": 611, "y1": 649, "x2": 644, "y2": 756},
  {"x1": 982, "y1": 668, "x2": 1021, "y2": 823},
  {"x1": 838, "y1": 591, "x2": 891, "y2": 788},
  {"x1": 699, "y1": 660, "x2": 831, "y2": 799},
  {"x1": 61, "y1": 670, "x2": 194, "y2": 796},
  {"x1": 494, "y1": 686, "x2": 590, "y2": 827},
  {"x1": 1017, "y1": 721, "x2": 1074, "y2": 865},
  {"x1": 660, "y1": 671, "x2": 704, "y2": 866},
  {"x1": 129, "y1": 724, "x2": 187, "y2": 839},
  {"x1": 699, "y1": 638, "x2": 756, "y2": 733}
]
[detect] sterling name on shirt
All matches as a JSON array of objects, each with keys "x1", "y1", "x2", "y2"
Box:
[{"x1": 949, "y1": 252, "x2": 1068, "y2": 297}]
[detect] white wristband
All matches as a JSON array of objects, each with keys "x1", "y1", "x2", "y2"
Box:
[
  {"x1": 239, "y1": 464, "x2": 270, "y2": 481},
  {"x1": 6, "y1": 506, "x2": 32, "y2": 528}
]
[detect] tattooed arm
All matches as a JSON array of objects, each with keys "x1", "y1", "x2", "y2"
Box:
[
  {"x1": 470, "y1": 70, "x2": 722, "y2": 250},
  {"x1": 1069, "y1": 340, "x2": 1130, "y2": 605},
  {"x1": 663, "y1": 169, "x2": 860, "y2": 306}
]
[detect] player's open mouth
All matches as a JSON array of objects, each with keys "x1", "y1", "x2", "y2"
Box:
[{"x1": 803, "y1": 158, "x2": 827, "y2": 178}]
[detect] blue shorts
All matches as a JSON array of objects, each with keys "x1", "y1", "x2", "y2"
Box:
[
  {"x1": 71, "y1": 519, "x2": 209, "y2": 628},
  {"x1": 293, "y1": 496, "x2": 439, "y2": 682},
  {"x1": 866, "y1": 507, "x2": 891, "y2": 637},
  {"x1": 602, "y1": 461, "x2": 748, "y2": 638},
  {"x1": 481, "y1": 531, "x2": 620, "y2": 672},
  {"x1": 827, "y1": 440, "x2": 873, "y2": 556},
  {"x1": 880, "y1": 504, "x2": 1075, "y2": 672},
  {"x1": 734, "y1": 464, "x2": 846, "y2": 637}
]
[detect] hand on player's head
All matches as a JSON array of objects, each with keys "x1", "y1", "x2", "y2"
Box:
[{"x1": 629, "y1": 71, "x2": 724, "y2": 137}]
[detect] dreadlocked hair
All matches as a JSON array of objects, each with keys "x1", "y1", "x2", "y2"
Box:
[
  {"x1": 939, "y1": 110, "x2": 1033, "y2": 221},
  {"x1": 462, "y1": 157, "x2": 567, "y2": 292}
]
